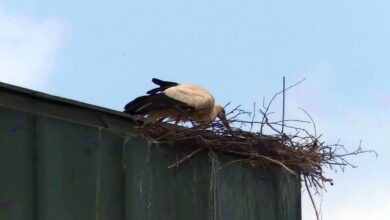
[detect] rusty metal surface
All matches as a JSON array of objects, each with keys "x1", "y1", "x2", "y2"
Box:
[{"x1": 0, "y1": 82, "x2": 301, "y2": 220}]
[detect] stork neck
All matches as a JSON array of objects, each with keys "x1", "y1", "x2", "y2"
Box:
[{"x1": 208, "y1": 106, "x2": 219, "y2": 122}]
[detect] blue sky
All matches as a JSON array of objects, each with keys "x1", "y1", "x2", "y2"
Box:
[{"x1": 0, "y1": 1, "x2": 389, "y2": 219}]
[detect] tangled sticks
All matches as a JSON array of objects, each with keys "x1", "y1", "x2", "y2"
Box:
[
  {"x1": 134, "y1": 80, "x2": 375, "y2": 220},
  {"x1": 138, "y1": 112, "x2": 371, "y2": 191},
  {"x1": 136, "y1": 107, "x2": 373, "y2": 220}
]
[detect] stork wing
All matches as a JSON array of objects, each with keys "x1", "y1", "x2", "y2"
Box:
[
  {"x1": 124, "y1": 93, "x2": 196, "y2": 115},
  {"x1": 163, "y1": 84, "x2": 215, "y2": 110},
  {"x1": 147, "y1": 78, "x2": 179, "y2": 95}
]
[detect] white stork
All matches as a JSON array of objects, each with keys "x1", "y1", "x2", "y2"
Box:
[{"x1": 124, "y1": 78, "x2": 231, "y2": 129}]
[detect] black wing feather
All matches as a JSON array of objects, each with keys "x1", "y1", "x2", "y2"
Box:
[
  {"x1": 152, "y1": 78, "x2": 178, "y2": 87},
  {"x1": 147, "y1": 78, "x2": 179, "y2": 95},
  {"x1": 124, "y1": 93, "x2": 195, "y2": 115}
]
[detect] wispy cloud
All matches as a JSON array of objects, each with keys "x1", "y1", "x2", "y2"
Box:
[
  {"x1": 0, "y1": 6, "x2": 67, "y2": 90},
  {"x1": 324, "y1": 189, "x2": 390, "y2": 220},
  {"x1": 383, "y1": 96, "x2": 390, "y2": 112},
  {"x1": 284, "y1": 64, "x2": 389, "y2": 220}
]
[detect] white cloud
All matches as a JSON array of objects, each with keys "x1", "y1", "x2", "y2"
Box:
[
  {"x1": 324, "y1": 189, "x2": 390, "y2": 220},
  {"x1": 328, "y1": 209, "x2": 389, "y2": 220},
  {"x1": 286, "y1": 66, "x2": 390, "y2": 220},
  {"x1": 302, "y1": 187, "x2": 390, "y2": 220},
  {"x1": 0, "y1": 7, "x2": 66, "y2": 90},
  {"x1": 302, "y1": 107, "x2": 390, "y2": 219}
]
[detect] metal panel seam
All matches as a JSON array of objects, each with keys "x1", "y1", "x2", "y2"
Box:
[{"x1": 32, "y1": 115, "x2": 38, "y2": 220}]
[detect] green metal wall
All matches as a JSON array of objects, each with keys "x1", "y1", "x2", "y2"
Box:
[{"x1": 0, "y1": 83, "x2": 301, "y2": 220}]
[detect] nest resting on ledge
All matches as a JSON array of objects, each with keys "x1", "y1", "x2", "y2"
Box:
[
  {"x1": 134, "y1": 117, "x2": 372, "y2": 194},
  {"x1": 130, "y1": 79, "x2": 375, "y2": 220}
]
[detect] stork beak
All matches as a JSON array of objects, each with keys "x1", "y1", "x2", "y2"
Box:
[{"x1": 218, "y1": 112, "x2": 231, "y2": 130}]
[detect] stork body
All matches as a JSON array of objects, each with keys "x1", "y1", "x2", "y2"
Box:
[{"x1": 124, "y1": 78, "x2": 230, "y2": 129}]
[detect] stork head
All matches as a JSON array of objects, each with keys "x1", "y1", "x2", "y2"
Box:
[{"x1": 214, "y1": 104, "x2": 231, "y2": 130}]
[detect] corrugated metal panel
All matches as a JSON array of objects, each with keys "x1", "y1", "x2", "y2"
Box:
[{"x1": 0, "y1": 82, "x2": 301, "y2": 220}]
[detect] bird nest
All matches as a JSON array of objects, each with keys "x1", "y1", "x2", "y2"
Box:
[
  {"x1": 135, "y1": 105, "x2": 372, "y2": 191},
  {"x1": 131, "y1": 80, "x2": 374, "y2": 219},
  {"x1": 134, "y1": 106, "x2": 373, "y2": 219}
]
